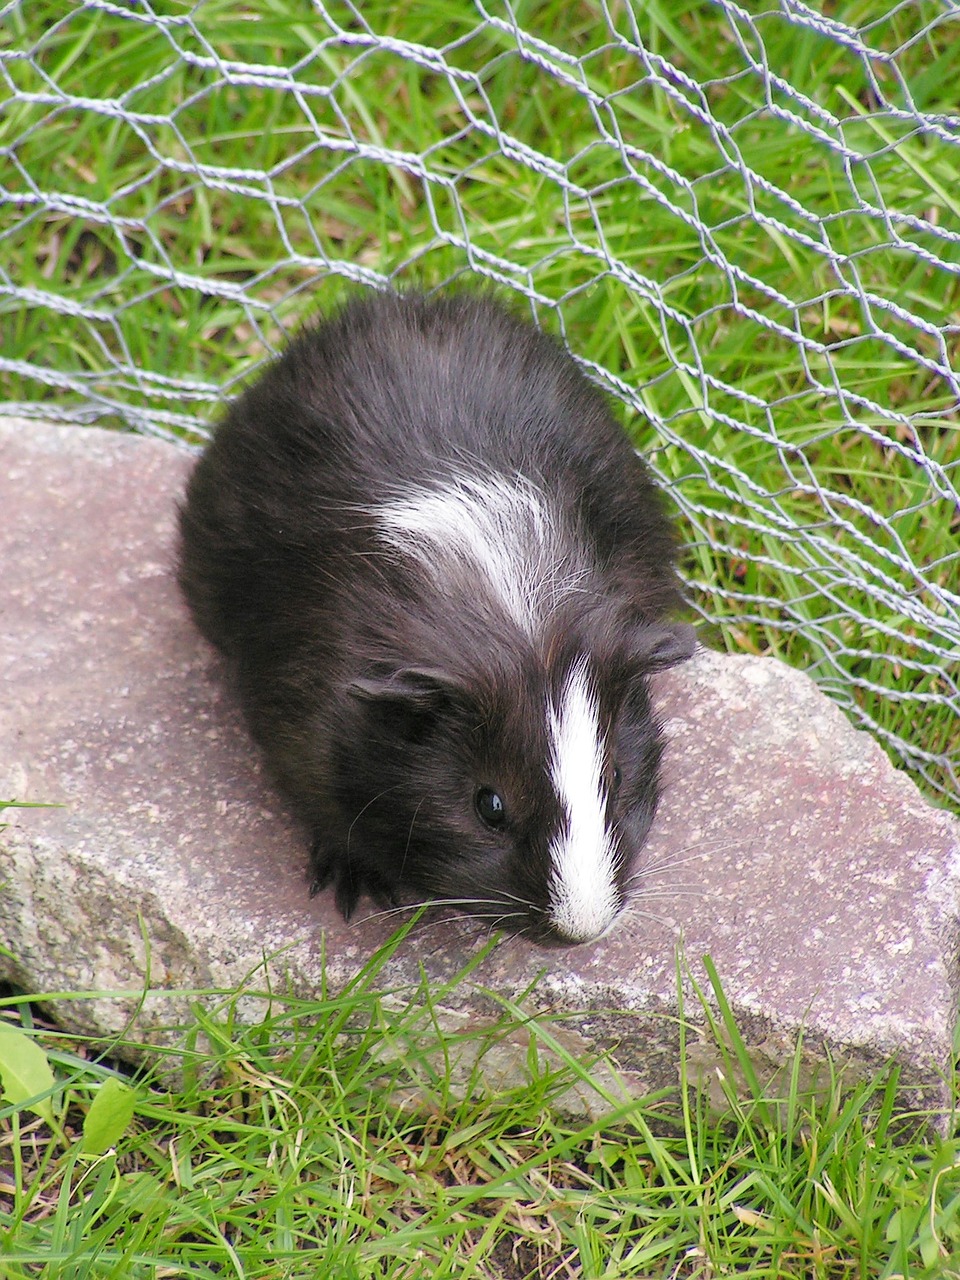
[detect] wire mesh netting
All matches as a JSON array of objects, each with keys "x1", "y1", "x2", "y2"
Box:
[{"x1": 2, "y1": 1, "x2": 958, "y2": 810}]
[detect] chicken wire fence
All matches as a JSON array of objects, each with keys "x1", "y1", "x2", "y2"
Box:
[{"x1": 2, "y1": 0, "x2": 959, "y2": 810}]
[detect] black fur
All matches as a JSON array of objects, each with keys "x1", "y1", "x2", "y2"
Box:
[{"x1": 177, "y1": 291, "x2": 694, "y2": 944}]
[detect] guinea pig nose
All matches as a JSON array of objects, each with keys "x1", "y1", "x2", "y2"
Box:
[
  {"x1": 539, "y1": 918, "x2": 617, "y2": 948},
  {"x1": 545, "y1": 893, "x2": 624, "y2": 946}
]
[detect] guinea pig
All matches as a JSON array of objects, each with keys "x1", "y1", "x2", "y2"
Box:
[{"x1": 177, "y1": 291, "x2": 694, "y2": 946}]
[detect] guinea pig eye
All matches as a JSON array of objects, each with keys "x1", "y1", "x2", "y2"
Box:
[
  {"x1": 475, "y1": 786, "x2": 507, "y2": 828},
  {"x1": 612, "y1": 764, "x2": 623, "y2": 792}
]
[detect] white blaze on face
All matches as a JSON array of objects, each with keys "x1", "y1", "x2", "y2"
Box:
[{"x1": 547, "y1": 658, "x2": 621, "y2": 943}]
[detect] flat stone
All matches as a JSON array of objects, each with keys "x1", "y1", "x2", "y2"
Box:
[{"x1": 2, "y1": 417, "x2": 958, "y2": 1121}]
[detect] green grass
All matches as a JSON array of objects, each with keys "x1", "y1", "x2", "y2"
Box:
[{"x1": 2, "y1": 934, "x2": 959, "y2": 1279}]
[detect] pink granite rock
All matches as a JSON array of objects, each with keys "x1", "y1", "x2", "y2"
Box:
[{"x1": 2, "y1": 417, "x2": 958, "y2": 1119}]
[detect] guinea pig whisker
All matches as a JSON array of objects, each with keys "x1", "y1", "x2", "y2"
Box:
[
  {"x1": 399, "y1": 797, "x2": 427, "y2": 880},
  {"x1": 471, "y1": 879, "x2": 540, "y2": 907},
  {"x1": 646, "y1": 835, "x2": 745, "y2": 858},
  {"x1": 459, "y1": 910, "x2": 527, "y2": 926},
  {"x1": 344, "y1": 782, "x2": 406, "y2": 857},
  {"x1": 353, "y1": 902, "x2": 425, "y2": 926},
  {"x1": 424, "y1": 894, "x2": 533, "y2": 911},
  {"x1": 621, "y1": 906, "x2": 684, "y2": 930},
  {"x1": 627, "y1": 872, "x2": 690, "y2": 896},
  {"x1": 636, "y1": 850, "x2": 711, "y2": 872},
  {"x1": 625, "y1": 886, "x2": 706, "y2": 901},
  {"x1": 474, "y1": 885, "x2": 539, "y2": 911},
  {"x1": 354, "y1": 895, "x2": 531, "y2": 929},
  {"x1": 647, "y1": 835, "x2": 751, "y2": 869},
  {"x1": 625, "y1": 848, "x2": 721, "y2": 883}
]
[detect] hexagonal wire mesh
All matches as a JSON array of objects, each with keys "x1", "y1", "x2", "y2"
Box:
[{"x1": 2, "y1": 0, "x2": 958, "y2": 809}]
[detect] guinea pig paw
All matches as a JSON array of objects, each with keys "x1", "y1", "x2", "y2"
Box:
[
  {"x1": 308, "y1": 836, "x2": 335, "y2": 898},
  {"x1": 334, "y1": 868, "x2": 362, "y2": 921}
]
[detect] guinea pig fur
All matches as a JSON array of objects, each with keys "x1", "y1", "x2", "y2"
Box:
[{"x1": 177, "y1": 291, "x2": 695, "y2": 946}]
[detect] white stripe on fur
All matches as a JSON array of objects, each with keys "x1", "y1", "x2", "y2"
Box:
[
  {"x1": 546, "y1": 658, "x2": 620, "y2": 942},
  {"x1": 375, "y1": 471, "x2": 581, "y2": 637}
]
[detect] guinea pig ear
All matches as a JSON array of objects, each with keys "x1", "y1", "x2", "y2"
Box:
[
  {"x1": 348, "y1": 666, "x2": 460, "y2": 714},
  {"x1": 630, "y1": 621, "x2": 697, "y2": 673}
]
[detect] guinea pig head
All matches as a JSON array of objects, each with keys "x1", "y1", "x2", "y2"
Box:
[{"x1": 330, "y1": 616, "x2": 694, "y2": 945}]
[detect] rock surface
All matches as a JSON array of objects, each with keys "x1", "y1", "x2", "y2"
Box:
[{"x1": 2, "y1": 416, "x2": 958, "y2": 1120}]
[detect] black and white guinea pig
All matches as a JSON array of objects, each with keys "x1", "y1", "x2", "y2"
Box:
[{"x1": 177, "y1": 291, "x2": 694, "y2": 946}]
